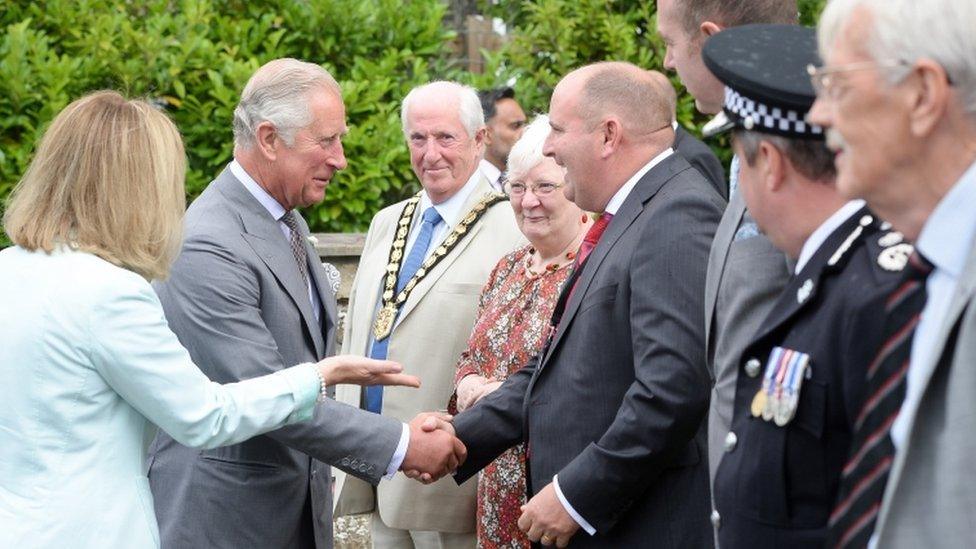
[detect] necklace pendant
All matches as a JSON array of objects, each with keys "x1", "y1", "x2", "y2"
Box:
[{"x1": 373, "y1": 303, "x2": 398, "y2": 341}]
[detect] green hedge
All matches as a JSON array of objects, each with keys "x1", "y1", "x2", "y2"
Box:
[{"x1": 1, "y1": 0, "x2": 826, "y2": 246}]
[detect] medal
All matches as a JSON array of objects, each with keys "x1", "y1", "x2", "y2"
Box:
[
  {"x1": 750, "y1": 389, "x2": 766, "y2": 418},
  {"x1": 373, "y1": 303, "x2": 398, "y2": 341}
]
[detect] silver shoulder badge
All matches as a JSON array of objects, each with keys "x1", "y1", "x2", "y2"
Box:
[
  {"x1": 878, "y1": 242, "x2": 914, "y2": 271},
  {"x1": 797, "y1": 279, "x2": 814, "y2": 304},
  {"x1": 878, "y1": 231, "x2": 903, "y2": 247}
]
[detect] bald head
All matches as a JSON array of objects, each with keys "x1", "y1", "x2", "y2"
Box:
[{"x1": 560, "y1": 62, "x2": 673, "y2": 139}]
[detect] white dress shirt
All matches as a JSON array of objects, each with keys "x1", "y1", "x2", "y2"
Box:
[
  {"x1": 552, "y1": 146, "x2": 675, "y2": 536},
  {"x1": 230, "y1": 161, "x2": 322, "y2": 323},
  {"x1": 794, "y1": 200, "x2": 866, "y2": 275},
  {"x1": 893, "y1": 160, "x2": 976, "y2": 449},
  {"x1": 478, "y1": 158, "x2": 504, "y2": 193}
]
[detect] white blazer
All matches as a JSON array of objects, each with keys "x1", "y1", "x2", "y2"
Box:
[{"x1": 0, "y1": 247, "x2": 320, "y2": 548}]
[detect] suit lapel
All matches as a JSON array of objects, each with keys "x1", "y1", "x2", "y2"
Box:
[
  {"x1": 539, "y1": 155, "x2": 677, "y2": 369},
  {"x1": 704, "y1": 189, "x2": 747, "y2": 346},
  {"x1": 396, "y1": 181, "x2": 493, "y2": 323},
  {"x1": 215, "y1": 169, "x2": 326, "y2": 357}
]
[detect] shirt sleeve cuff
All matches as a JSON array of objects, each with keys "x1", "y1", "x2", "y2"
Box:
[
  {"x1": 553, "y1": 474, "x2": 596, "y2": 535},
  {"x1": 384, "y1": 423, "x2": 411, "y2": 479},
  {"x1": 277, "y1": 363, "x2": 322, "y2": 423}
]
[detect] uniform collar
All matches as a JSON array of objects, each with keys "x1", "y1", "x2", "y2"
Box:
[{"x1": 795, "y1": 199, "x2": 865, "y2": 274}]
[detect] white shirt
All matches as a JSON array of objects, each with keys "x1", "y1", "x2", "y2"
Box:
[
  {"x1": 794, "y1": 200, "x2": 866, "y2": 275},
  {"x1": 478, "y1": 158, "x2": 504, "y2": 193},
  {"x1": 892, "y1": 160, "x2": 976, "y2": 449},
  {"x1": 553, "y1": 146, "x2": 675, "y2": 536},
  {"x1": 230, "y1": 160, "x2": 322, "y2": 323},
  {"x1": 405, "y1": 169, "x2": 483, "y2": 258}
]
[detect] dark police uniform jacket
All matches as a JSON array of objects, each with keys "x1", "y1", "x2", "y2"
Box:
[{"x1": 713, "y1": 206, "x2": 909, "y2": 548}]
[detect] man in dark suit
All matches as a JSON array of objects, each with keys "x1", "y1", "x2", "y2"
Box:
[
  {"x1": 439, "y1": 61, "x2": 723, "y2": 547},
  {"x1": 699, "y1": 24, "x2": 909, "y2": 547},
  {"x1": 148, "y1": 58, "x2": 464, "y2": 549},
  {"x1": 647, "y1": 69, "x2": 727, "y2": 199}
]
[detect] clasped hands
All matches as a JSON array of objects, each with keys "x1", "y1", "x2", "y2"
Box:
[
  {"x1": 400, "y1": 412, "x2": 467, "y2": 483},
  {"x1": 404, "y1": 414, "x2": 580, "y2": 547}
]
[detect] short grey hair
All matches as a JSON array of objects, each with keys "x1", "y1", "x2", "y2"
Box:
[
  {"x1": 232, "y1": 58, "x2": 341, "y2": 149},
  {"x1": 505, "y1": 114, "x2": 552, "y2": 184},
  {"x1": 818, "y1": 0, "x2": 976, "y2": 115},
  {"x1": 733, "y1": 129, "x2": 836, "y2": 182},
  {"x1": 401, "y1": 81, "x2": 485, "y2": 138}
]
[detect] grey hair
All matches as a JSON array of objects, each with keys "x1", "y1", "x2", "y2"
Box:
[
  {"x1": 818, "y1": 0, "x2": 976, "y2": 115},
  {"x1": 733, "y1": 129, "x2": 836, "y2": 182},
  {"x1": 232, "y1": 58, "x2": 341, "y2": 149},
  {"x1": 505, "y1": 114, "x2": 552, "y2": 184},
  {"x1": 401, "y1": 81, "x2": 485, "y2": 138}
]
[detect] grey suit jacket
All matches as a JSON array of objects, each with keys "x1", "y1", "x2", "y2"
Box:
[
  {"x1": 453, "y1": 153, "x2": 723, "y2": 547},
  {"x1": 875, "y1": 240, "x2": 976, "y2": 548},
  {"x1": 703, "y1": 189, "x2": 791, "y2": 485},
  {"x1": 147, "y1": 167, "x2": 403, "y2": 549},
  {"x1": 674, "y1": 125, "x2": 727, "y2": 201}
]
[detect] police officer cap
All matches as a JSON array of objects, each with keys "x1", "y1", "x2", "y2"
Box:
[{"x1": 701, "y1": 24, "x2": 824, "y2": 140}]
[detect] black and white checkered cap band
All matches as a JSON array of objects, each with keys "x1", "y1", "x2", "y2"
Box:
[{"x1": 724, "y1": 87, "x2": 823, "y2": 137}]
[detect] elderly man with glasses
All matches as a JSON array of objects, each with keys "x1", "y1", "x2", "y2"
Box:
[{"x1": 807, "y1": 0, "x2": 976, "y2": 547}]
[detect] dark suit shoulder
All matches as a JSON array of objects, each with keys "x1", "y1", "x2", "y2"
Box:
[{"x1": 673, "y1": 126, "x2": 727, "y2": 201}]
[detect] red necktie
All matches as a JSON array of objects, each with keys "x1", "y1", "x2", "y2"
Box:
[{"x1": 577, "y1": 212, "x2": 613, "y2": 267}]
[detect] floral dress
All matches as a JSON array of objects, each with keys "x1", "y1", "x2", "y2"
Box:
[{"x1": 452, "y1": 244, "x2": 572, "y2": 549}]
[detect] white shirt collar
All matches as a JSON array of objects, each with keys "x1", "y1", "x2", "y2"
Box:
[
  {"x1": 417, "y1": 169, "x2": 484, "y2": 229},
  {"x1": 603, "y1": 148, "x2": 674, "y2": 215},
  {"x1": 915, "y1": 159, "x2": 976, "y2": 278},
  {"x1": 794, "y1": 199, "x2": 866, "y2": 274},
  {"x1": 230, "y1": 160, "x2": 287, "y2": 221},
  {"x1": 478, "y1": 158, "x2": 503, "y2": 192}
]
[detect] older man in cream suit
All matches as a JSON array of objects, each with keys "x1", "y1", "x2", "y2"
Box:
[
  {"x1": 810, "y1": 0, "x2": 976, "y2": 546},
  {"x1": 335, "y1": 81, "x2": 523, "y2": 548}
]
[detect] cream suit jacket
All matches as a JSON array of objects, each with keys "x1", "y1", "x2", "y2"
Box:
[{"x1": 335, "y1": 179, "x2": 523, "y2": 532}]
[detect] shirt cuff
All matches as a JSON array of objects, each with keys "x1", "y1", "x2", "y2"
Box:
[
  {"x1": 553, "y1": 474, "x2": 596, "y2": 535},
  {"x1": 384, "y1": 423, "x2": 411, "y2": 479},
  {"x1": 278, "y1": 363, "x2": 322, "y2": 423}
]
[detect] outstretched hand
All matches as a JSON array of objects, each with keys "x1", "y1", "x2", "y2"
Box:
[{"x1": 316, "y1": 355, "x2": 420, "y2": 388}]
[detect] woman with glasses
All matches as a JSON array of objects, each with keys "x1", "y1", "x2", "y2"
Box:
[{"x1": 449, "y1": 114, "x2": 589, "y2": 549}]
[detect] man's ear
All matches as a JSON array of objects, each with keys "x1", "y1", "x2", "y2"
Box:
[
  {"x1": 600, "y1": 118, "x2": 623, "y2": 159},
  {"x1": 481, "y1": 125, "x2": 494, "y2": 147},
  {"x1": 906, "y1": 58, "x2": 952, "y2": 138},
  {"x1": 758, "y1": 140, "x2": 787, "y2": 193},
  {"x1": 254, "y1": 121, "x2": 279, "y2": 161},
  {"x1": 700, "y1": 21, "x2": 723, "y2": 38}
]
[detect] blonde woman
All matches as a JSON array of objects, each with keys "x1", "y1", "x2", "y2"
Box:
[{"x1": 0, "y1": 91, "x2": 416, "y2": 548}]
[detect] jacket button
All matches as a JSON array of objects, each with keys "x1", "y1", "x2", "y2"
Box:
[
  {"x1": 340, "y1": 458, "x2": 350, "y2": 466},
  {"x1": 745, "y1": 358, "x2": 761, "y2": 378},
  {"x1": 711, "y1": 509, "x2": 721, "y2": 529},
  {"x1": 724, "y1": 431, "x2": 738, "y2": 453},
  {"x1": 359, "y1": 464, "x2": 368, "y2": 472}
]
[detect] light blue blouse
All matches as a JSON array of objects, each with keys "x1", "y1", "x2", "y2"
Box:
[{"x1": 0, "y1": 246, "x2": 320, "y2": 548}]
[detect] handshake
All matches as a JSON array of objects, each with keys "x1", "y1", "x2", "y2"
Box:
[{"x1": 399, "y1": 412, "x2": 466, "y2": 483}]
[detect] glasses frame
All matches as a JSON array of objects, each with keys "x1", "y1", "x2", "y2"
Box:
[
  {"x1": 807, "y1": 59, "x2": 910, "y2": 100},
  {"x1": 504, "y1": 179, "x2": 566, "y2": 197}
]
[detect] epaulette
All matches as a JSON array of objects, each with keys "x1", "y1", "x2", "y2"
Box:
[{"x1": 827, "y1": 213, "x2": 875, "y2": 268}]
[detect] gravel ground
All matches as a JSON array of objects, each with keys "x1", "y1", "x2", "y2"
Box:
[{"x1": 334, "y1": 515, "x2": 371, "y2": 549}]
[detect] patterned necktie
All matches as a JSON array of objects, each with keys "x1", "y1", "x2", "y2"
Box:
[
  {"x1": 576, "y1": 212, "x2": 613, "y2": 268},
  {"x1": 828, "y1": 251, "x2": 933, "y2": 548},
  {"x1": 365, "y1": 206, "x2": 443, "y2": 413},
  {"x1": 281, "y1": 211, "x2": 310, "y2": 290}
]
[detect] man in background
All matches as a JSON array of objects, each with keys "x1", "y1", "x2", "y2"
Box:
[{"x1": 478, "y1": 87, "x2": 527, "y2": 192}]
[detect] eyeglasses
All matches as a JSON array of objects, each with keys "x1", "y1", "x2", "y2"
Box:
[
  {"x1": 505, "y1": 180, "x2": 565, "y2": 197},
  {"x1": 807, "y1": 60, "x2": 909, "y2": 100}
]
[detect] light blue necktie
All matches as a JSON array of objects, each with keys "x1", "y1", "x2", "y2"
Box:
[{"x1": 365, "y1": 206, "x2": 442, "y2": 413}]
